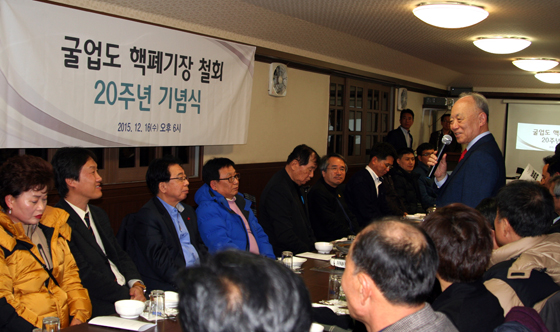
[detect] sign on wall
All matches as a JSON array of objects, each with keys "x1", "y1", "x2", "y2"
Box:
[{"x1": 0, "y1": 0, "x2": 255, "y2": 147}]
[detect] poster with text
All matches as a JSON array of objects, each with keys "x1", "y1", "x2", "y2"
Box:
[{"x1": 0, "y1": 0, "x2": 255, "y2": 147}]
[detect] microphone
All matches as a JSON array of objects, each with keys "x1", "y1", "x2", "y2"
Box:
[{"x1": 427, "y1": 134, "x2": 452, "y2": 178}]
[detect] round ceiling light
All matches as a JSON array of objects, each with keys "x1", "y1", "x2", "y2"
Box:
[
  {"x1": 512, "y1": 58, "x2": 559, "y2": 72},
  {"x1": 473, "y1": 37, "x2": 531, "y2": 54},
  {"x1": 535, "y1": 72, "x2": 560, "y2": 84},
  {"x1": 413, "y1": 2, "x2": 489, "y2": 29}
]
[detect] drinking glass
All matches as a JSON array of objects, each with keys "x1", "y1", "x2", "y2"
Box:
[
  {"x1": 281, "y1": 251, "x2": 293, "y2": 270},
  {"x1": 42, "y1": 316, "x2": 60, "y2": 332},
  {"x1": 328, "y1": 274, "x2": 342, "y2": 302},
  {"x1": 149, "y1": 290, "x2": 166, "y2": 320}
]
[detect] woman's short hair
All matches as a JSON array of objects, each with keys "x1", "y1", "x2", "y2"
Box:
[
  {"x1": 0, "y1": 155, "x2": 53, "y2": 210},
  {"x1": 422, "y1": 203, "x2": 493, "y2": 283}
]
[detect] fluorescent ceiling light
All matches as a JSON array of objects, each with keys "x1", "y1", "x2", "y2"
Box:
[
  {"x1": 413, "y1": 2, "x2": 488, "y2": 29},
  {"x1": 535, "y1": 72, "x2": 560, "y2": 84},
  {"x1": 512, "y1": 58, "x2": 559, "y2": 72},
  {"x1": 473, "y1": 37, "x2": 531, "y2": 54}
]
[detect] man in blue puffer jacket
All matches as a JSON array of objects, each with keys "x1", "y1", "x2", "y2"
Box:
[{"x1": 195, "y1": 158, "x2": 275, "y2": 259}]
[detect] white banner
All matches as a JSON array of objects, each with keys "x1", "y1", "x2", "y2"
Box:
[
  {"x1": 516, "y1": 123, "x2": 560, "y2": 152},
  {"x1": 0, "y1": 0, "x2": 255, "y2": 147}
]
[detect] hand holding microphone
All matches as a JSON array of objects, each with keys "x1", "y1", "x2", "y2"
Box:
[{"x1": 427, "y1": 134, "x2": 452, "y2": 178}]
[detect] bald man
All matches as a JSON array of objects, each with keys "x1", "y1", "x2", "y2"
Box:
[{"x1": 429, "y1": 93, "x2": 505, "y2": 208}]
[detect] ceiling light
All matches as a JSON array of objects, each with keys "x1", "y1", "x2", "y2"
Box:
[
  {"x1": 512, "y1": 58, "x2": 559, "y2": 72},
  {"x1": 535, "y1": 72, "x2": 560, "y2": 84},
  {"x1": 473, "y1": 37, "x2": 531, "y2": 54},
  {"x1": 413, "y1": 2, "x2": 489, "y2": 29}
]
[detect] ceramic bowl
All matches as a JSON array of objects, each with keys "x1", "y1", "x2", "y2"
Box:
[
  {"x1": 292, "y1": 257, "x2": 307, "y2": 269},
  {"x1": 315, "y1": 242, "x2": 334, "y2": 254},
  {"x1": 165, "y1": 291, "x2": 179, "y2": 308},
  {"x1": 114, "y1": 299, "x2": 144, "y2": 319}
]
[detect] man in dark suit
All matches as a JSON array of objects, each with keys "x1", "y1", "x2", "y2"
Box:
[
  {"x1": 429, "y1": 92, "x2": 505, "y2": 208},
  {"x1": 345, "y1": 143, "x2": 397, "y2": 228},
  {"x1": 51, "y1": 147, "x2": 146, "y2": 318},
  {"x1": 259, "y1": 144, "x2": 318, "y2": 256},
  {"x1": 308, "y1": 153, "x2": 359, "y2": 242},
  {"x1": 126, "y1": 157, "x2": 208, "y2": 293},
  {"x1": 429, "y1": 114, "x2": 462, "y2": 153},
  {"x1": 385, "y1": 109, "x2": 414, "y2": 151}
]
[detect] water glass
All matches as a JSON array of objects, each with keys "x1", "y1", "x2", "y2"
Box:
[
  {"x1": 149, "y1": 290, "x2": 166, "y2": 320},
  {"x1": 42, "y1": 316, "x2": 60, "y2": 332},
  {"x1": 281, "y1": 251, "x2": 293, "y2": 270},
  {"x1": 328, "y1": 274, "x2": 342, "y2": 302}
]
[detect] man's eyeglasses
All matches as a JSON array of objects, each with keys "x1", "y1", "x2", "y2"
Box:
[
  {"x1": 169, "y1": 175, "x2": 188, "y2": 182},
  {"x1": 421, "y1": 153, "x2": 435, "y2": 156},
  {"x1": 219, "y1": 173, "x2": 241, "y2": 183},
  {"x1": 383, "y1": 163, "x2": 393, "y2": 170}
]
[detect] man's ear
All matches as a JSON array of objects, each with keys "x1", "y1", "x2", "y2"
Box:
[
  {"x1": 158, "y1": 181, "x2": 167, "y2": 195},
  {"x1": 357, "y1": 272, "x2": 373, "y2": 305},
  {"x1": 65, "y1": 178, "x2": 77, "y2": 190},
  {"x1": 210, "y1": 180, "x2": 219, "y2": 191},
  {"x1": 478, "y1": 111, "x2": 487, "y2": 125},
  {"x1": 289, "y1": 159, "x2": 300, "y2": 170}
]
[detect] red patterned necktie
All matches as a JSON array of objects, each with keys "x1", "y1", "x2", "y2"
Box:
[{"x1": 458, "y1": 149, "x2": 468, "y2": 162}]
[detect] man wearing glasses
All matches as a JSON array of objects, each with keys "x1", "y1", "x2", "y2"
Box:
[
  {"x1": 194, "y1": 158, "x2": 275, "y2": 258},
  {"x1": 345, "y1": 142, "x2": 396, "y2": 228},
  {"x1": 127, "y1": 157, "x2": 208, "y2": 292},
  {"x1": 308, "y1": 153, "x2": 360, "y2": 241}
]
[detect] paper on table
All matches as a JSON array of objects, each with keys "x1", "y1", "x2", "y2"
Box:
[
  {"x1": 296, "y1": 252, "x2": 334, "y2": 261},
  {"x1": 89, "y1": 316, "x2": 156, "y2": 331}
]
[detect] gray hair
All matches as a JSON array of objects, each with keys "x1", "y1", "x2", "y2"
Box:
[
  {"x1": 319, "y1": 153, "x2": 348, "y2": 173},
  {"x1": 459, "y1": 92, "x2": 489, "y2": 120}
]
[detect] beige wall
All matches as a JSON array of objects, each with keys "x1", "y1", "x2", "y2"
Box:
[
  {"x1": 206, "y1": 65, "x2": 509, "y2": 164},
  {"x1": 204, "y1": 61, "x2": 330, "y2": 163}
]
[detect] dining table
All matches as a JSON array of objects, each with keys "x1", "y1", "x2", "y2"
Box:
[{"x1": 61, "y1": 257, "x2": 338, "y2": 331}]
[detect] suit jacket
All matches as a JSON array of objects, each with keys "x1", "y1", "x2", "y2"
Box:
[
  {"x1": 383, "y1": 304, "x2": 459, "y2": 332},
  {"x1": 385, "y1": 126, "x2": 412, "y2": 151},
  {"x1": 259, "y1": 168, "x2": 316, "y2": 257},
  {"x1": 436, "y1": 133, "x2": 505, "y2": 208},
  {"x1": 55, "y1": 200, "x2": 142, "y2": 318},
  {"x1": 125, "y1": 197, "x2": 208, "y2": 293},
  {"x1": 308, "y1": 178, "x2": 360, "y2": 242},
  {"x1": 412, "y1": 162, "x2": 438, "y2": 208},
  {"x1": 431, "y1": 281, "x2": 504, "y2": 332},
  {"x1": 344, "y1": 168, "x2": 392, "y2": 228}
]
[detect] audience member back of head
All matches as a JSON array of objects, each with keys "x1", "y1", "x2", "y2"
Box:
[{"x1": 176, "y1": 250, "x2": 312, "y2": 332}]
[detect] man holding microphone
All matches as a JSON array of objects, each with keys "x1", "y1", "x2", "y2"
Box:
[{"x1": 428, "y1": 92, "x2": 505, "y2": 208}]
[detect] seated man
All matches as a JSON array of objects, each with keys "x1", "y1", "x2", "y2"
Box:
[
  {"x1": 51, "y1": 147, "x2": 145, "y2": 317},
  {"x1": 194, "y1": 158, "x2": 274, "y2": 258},
  {"x1": 259, "y1": 144, "x2": 318, "y2": 256},
  {"x1": 308, "y1": 153, "x2": 359, "y2": 242},
  {"x1": 412, "y1": 143, "x2": 438, "y2": 208},
  {"x1": 345, "y1": 142, "x2": 396, "y2": 228},
  {"x1": 176, "y1": 250, "x2": 312, "y2": 332},
  {"x1": 342, "y1": 219, "x2": 458, "y2": 332},
  {"x1": 390, "y1": 148, "x2": 425, "y2": 214},
  {"x1": 126, "y1": 157, "x2": 208, "y2": 292},
  {"x1": 483, "y1": 180, "x2": 560, "y2": 316}
]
